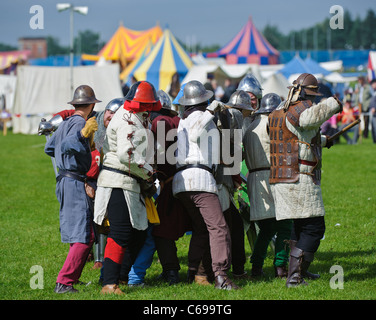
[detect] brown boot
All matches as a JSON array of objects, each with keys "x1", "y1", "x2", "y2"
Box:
[
  {"x1": 195, "y1": 275, "x2": 211, "y2": 285},
  {"x1": 286, "y1": 247, "x2": 308, "y2": 288},
  {"x1": 274, "y1": 266, "x2": 288, "y2": 278},
  {"x1": 214, "y1": 275, "x2": 240, "y2": 290},
  {"x1": 101, "y1": 284, "x2": 124, "y2": 295},
  {"x1": 288, "y1": 240, "x2": 320, "y2": 280}
]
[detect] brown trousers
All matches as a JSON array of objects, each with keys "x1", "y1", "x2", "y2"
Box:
[{"x1": 177, "y1": 191, "x2": 231, "y2": 276}]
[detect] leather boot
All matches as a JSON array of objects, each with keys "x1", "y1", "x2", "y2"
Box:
[
  {"x1": 286, "y1": 247, "x2": 308, "y2": 288},
  {"x1": 214, "y1": 274, "x2": 240, "y2": 290},
  {"x1": 195, "y1": 275, "x2": 211, "y2": 285},
  {"x1": 274, "y1": 265, "x2": 288, "y2": 278},
  {"x1": 287, "y1": 240, "x2": 320, "y2": 280},
  {"x1": 101, "y1": 284, "x2": 124, "y2": 295}
]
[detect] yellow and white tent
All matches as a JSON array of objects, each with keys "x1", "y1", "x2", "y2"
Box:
[
  {"x1": 81, "y1": 23, "x2": 162, "y2": 69},
  {"x1": 132, "y1": 28, "x2": 193, "y2": 91}
]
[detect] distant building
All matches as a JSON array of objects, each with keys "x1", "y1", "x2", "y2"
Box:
[{"x1": 18, "y1": 37, "x2": 47, "y2": 59}]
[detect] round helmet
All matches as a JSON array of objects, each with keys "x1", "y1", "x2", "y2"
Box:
[
  {"x1": 226, "y1": 90, "x2": 253, "y2": 111},
  {"x1": 257, "y1": 93, "x2": 282, "y2": 114},
  {"x1": 178, "y1": 80, "x2": 213, "y2": 106},
  {"x1": 125, "y1": 81, "x2": 159, "y2": 103},
  {"x1": 237, "y1": 73, "x2": 263, "y2": 99},
  {"x1": 157, "y1": 90, "x2": 178, "y2": 115},
  {"x1": 68, "y1": 85, "x2": 102, "y2": 105},
  {"x1": 289, "y1": 73, "x2": 322, "y2": 96},
  {"x1": 105, "y1": 98, "x2": 125, "y2": 113}
]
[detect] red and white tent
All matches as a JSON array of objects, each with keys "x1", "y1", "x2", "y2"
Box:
[{"x1": 205, "y1": 16, "x2": 279, "y2": 65}]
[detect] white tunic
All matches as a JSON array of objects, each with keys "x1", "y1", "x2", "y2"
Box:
[
  {"x1": 172, "y1": 110, "x2": 219, "y2": 196},
  {"x1": 94, "y1": 107, "x2": 153, "y2": 230},
  {"x1": 243, "y1": 114, "x2": 276, "y2": 221},
  {"x1": 271, "y1": 97, "x2": 341, "y2": 221}
]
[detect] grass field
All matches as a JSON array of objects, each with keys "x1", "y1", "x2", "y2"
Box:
[{"x1": 0, "y1": 131, "x2": 375, "y2": 303}]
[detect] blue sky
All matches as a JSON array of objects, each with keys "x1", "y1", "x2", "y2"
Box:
[{"x1": 0, "y1": 0, "x2": 374, "y2": 48}]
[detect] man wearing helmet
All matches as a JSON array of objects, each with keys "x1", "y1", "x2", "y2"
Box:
[
  {"x1": 172, "y1": 80, "x2": 239, "y2": 290},
  {"x1": 94, "y1": 81, "x2": 161, "y2": 295},
  {"x1": 236, "y1": 73, "x2": 263, "y2": 133},
  {"x1": 243, "y1": 93, "x2": 292, "y2": 278},
  {"x1": 45, "y1": 85, "x2": 101, "y2": 293},
  {"x1": 39, "y1": 98, "x2": 125, "y2": 271},
  {"x1": 268, "y1": 73, "x2": 342, "y2": 287}
]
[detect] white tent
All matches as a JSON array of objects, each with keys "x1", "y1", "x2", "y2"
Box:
[
  {"x1": 12, "y1": 64, "x2": 123, "y2": 134},
  {"x1": 261, "y1": 72, "x2": 291, "y2": 99},
  {"x1": 182, "y1": 64, "x2": 263, "y2": 87}
]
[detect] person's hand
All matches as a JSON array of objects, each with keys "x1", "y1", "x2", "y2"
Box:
[
  {"x1": 325, "y1": 135, "x2": 334, "y2": 149},
  {"x1": 207, "y1": 100, "x2": 226, "y2": 114},
  {"x1": 81, "y1": 117, "x2": 98, "y2": 138}
]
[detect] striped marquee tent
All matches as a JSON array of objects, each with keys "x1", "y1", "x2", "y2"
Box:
[
  {"x1": 81, "y1": 23, "x2": 162, "y2": 69},
  {"x1": 132, "y1": 28, "x2": 193, "y2": 91},
  {"x1": 206, "y1": 16, "x2": 279, "y2": 65}
]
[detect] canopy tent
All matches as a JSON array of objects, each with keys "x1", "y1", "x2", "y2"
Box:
[
  {"x1": 261, "y1": 72, "x2": 290, "y2": 99},
  {"x1": 132, "y1": 28, "x2": 193, "y2": 91},
  {"x1": 304, "y1": 57, "x2": 331, "y2": 76},
  {"x1": 367, "y1": 51, "x2": 376, "y2": 81},
  {"x1": 81, "y1": 23, "x2": 162, "y2": 69},
  {"x1": 12, "y1": 64, "x2": 123, "y2": 134},
  {"x1": 182, "y1": 64, "x2": 263, "y2": 88},
  {"x1": 119, "y1": 40, "x2": 154, "y2": 83},
  {"x1": 205, "y1": 16, "x2": 279, "y2": 65},
  {"x1": 278, "y1": 55, "x2": 331, "y2": 83}
]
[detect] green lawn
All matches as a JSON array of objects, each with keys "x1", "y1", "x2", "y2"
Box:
[{"x1": 0, "y1": 131, "x2": 375, "y2": 302}]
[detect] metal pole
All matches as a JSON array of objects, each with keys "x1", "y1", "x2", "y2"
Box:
[{"x1": 70, "y1": 6, "x2": 74, "y2": 96}]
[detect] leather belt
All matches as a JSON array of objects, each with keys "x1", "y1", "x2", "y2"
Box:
[
  {"x1": 102, "y1": 165, "x2": 141, "y2": 182},
  {"x1": 298, "y1": 159, "x2": 317, "y2": 166},
  {"x1": 176, "y1": 164, "x2": 213, "y2": 174},
  {"x1": 56, "y1": 170, "x2": 87, "y2": 183}
]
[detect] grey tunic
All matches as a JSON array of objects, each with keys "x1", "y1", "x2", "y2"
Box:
[{"x1": 45, "y1": 114, "x2": 92, "y2": 243}]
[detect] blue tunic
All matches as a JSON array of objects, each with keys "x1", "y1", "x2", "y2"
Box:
[{"x1": 45, "y1": 115, "x2": 92, "y2": 243}]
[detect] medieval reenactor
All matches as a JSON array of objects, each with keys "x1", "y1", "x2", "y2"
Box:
[{"x1": 268, "y1": 73, "x2": 342, "y2": 287}]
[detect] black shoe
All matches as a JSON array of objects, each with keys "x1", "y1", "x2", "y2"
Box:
[
  {"x1": 166, "y1": 270, "x2": 180, "y2": 285},
  {"x1": 54, "y1": 283, "x2": 78, "y2": 294}
]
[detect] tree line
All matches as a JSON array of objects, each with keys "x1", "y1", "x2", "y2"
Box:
[{"x1": 262, "y1": 8, "x2": 376, "y2": 51}]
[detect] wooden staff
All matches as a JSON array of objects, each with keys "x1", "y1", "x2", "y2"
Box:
[{"x1": 327, "y1": 118, "x2": 361, "y2": 143}]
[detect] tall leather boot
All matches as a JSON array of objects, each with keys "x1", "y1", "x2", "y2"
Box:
[
  {"x1": 286, "y1": 246, "x2": 308, "y2": 288},
  {"x1": 287, "y1": 240, "x2": 320, "y2": 280}
]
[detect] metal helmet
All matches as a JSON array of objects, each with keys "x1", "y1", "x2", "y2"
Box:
[
  {"x1": 226, "y1": 90, "x2": 253, "y2": 111},
  {"x1": 257, "y1": 93, "x2": 282, "y2": 114},
  {"x1": 178, "y1": 80, "x2": 213, "y2": 106},
  {"x1": 125, "y1": 81, "x2": 159, "y2": 103},
  {"x1": 237, "y1": 73, "x2": 263, "y2": 99},
  {"x1": 157, "y1": 90, "x2": 178, "y2": 115},
  {"x1": 105, "y1": 98, "x2": 125, "y2": 113},
  {"x1": 289, "y1": 73, "x2": 322, "y2": 96},
  {"x1": 68, "y1": 85, "x2": 102, "y2": 105}
]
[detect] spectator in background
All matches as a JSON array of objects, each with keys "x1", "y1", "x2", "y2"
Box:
[
  {"x1": 354, "y1": 76, "x2": 372, "y2": 139},
  {"x1": 221, "y1": 78, "x2": 236, "y2": 103},
  {"x1": 336, "y1": 99, "x2": 358, "y2": 144}
]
